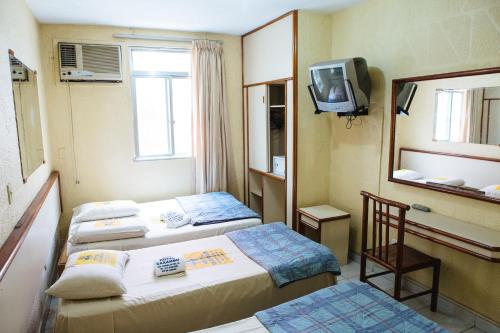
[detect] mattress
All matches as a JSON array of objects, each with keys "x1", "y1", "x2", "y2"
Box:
[
  {"x1": 67, "y1": 199, "x2": 261, "y2": 255},
  {"x1": 55, "y1": 235, "x2": 335, "y2": 333}
]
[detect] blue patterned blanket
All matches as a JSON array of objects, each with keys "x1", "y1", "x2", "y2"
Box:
[
  {"x1": 176, "y1": 192, "x2": 260, "y2": 226},
  {"x1": 226, "y1": 222, "x2": 341, "y2": 287},
  {"x1": 256, "y1": 281, "x2": 448, "y2": 333}
]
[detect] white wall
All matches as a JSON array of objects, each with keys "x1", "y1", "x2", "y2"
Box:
[
  {"x1": 39, "y1": 25, "x2": 243, "y2": 234},
  {"x1": 0, "y1": 0, "x2": 51, "y2": 247}
]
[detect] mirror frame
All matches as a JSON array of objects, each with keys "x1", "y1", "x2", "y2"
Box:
[
  {"x1": 389, "y1": 66, "x2": 500, "y2": 205},
  {"x1": 9, "y1": 49, "x2": 45, "y2": 183}
]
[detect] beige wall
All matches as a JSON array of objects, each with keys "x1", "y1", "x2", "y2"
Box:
[
  {"x1": 327, "y1": 0, "x2": 500, "y2": 323},
  {"x1": 296, "y1": 11, "x2": 333, "y2": 208},
  {"x1": 0, "y1": 0, "x2": 51, "y2": 246},
  {"x1": 39, "y1": 25, "x2": 243, "y2": 234}
]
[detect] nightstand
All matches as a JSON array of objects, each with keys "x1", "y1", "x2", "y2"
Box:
[{"x1": 297, "y1": 205, "x2": 350, "y2": 265}]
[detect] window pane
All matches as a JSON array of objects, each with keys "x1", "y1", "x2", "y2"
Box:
[
  {"x1": 132, "y1": 50, "x2": 191, "y2": 73},
  {"x1": 135, "y1": 77, "x2": 170, "y2": 156},
  {"x1": 172, "y1": 78, "x2": 192, "y2": 156},
  {"x1": 434, "y1": 91, "x2": 451, "y2": 140},
  {"x1": 449, "y1": 91, "x2": 464, "y2": 142}
]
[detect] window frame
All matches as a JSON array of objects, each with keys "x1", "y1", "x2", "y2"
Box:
[{"x1": 129, "y1": 47, "x2": 192, "y2": 161}]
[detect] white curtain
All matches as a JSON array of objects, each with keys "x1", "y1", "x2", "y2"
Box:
[{"x1": 191, "y1": 40, "x2": 228, "y2": 193}]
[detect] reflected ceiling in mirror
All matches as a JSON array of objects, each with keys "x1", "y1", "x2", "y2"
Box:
[
  {"x1": 433, "y1": 87, "x2": 500, "y2": 145},
  {"x1": 9, "y1": 51, "x2": 44, "y2": 182}
]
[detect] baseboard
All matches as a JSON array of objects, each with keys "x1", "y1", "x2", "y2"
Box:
[{"x1": 348, "y1": 251, "x2": 500, "y2": 333}]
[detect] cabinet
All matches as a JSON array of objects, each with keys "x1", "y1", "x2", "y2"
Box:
[{"x1": 243, "y1": 11, "x2": 296, "y2": 227}]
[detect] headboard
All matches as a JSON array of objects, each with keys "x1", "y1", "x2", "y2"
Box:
[
  {"x1": 0, "y1": 171, "x2": 61, "y2": 333},
  {"x1": 398, "y1": 148, "x2": 500, "y2": 189}
]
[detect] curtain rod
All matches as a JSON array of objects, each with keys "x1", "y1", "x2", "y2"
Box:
[{"x1": 112, "y1": 33, "x2": 223, "y2": 44}]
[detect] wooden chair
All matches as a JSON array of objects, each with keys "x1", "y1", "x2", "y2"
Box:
[{"x1": 359, "y1": 191, "x2": 441, "y2": 311}]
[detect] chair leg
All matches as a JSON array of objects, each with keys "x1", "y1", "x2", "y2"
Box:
[
  {"x1": 360, "y1": 253, "x2": 367, "y2": 282},
  {"x1": 431, "y1": 261, "x2": 441, "y2": 312},
  {"x1": 394, "y1": 272, "x2": 402, "y2": 301}
]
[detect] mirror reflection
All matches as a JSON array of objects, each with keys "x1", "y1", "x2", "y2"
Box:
[
  {"x1": 434, "y1": 87, "x2": 500, "y2": 145},
  {"x1": 391, "y1": 71, "x2": 500, "y2": 203},
  {"x1": 9, "y1": 53, "x2": 44, "y2": 181}
]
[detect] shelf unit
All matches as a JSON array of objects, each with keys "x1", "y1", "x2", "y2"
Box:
[{"x1": 243, "y1": 11, "x2": 296, "y2": 226}]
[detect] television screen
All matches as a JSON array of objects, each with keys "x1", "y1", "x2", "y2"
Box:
[
  {"x1": 396, "y1": 82, "x2": 417, "y2": 116},
  {"x1": 311, "y1": 67, "x2": 348, "y2": 103}
]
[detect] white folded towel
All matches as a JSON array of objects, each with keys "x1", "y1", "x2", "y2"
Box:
[
  {"x1": 154, "y1": 256, "x2": 186, "y2": 277},
  {"x1": 160, "y1": 211, "x2": 191, "y2": 229}
]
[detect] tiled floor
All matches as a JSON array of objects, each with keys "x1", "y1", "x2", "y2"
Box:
[
  {"x1": 42, "y1": 261, "x2": 489, "y2": 333},
  {"x1": 337, "y1": 261, "x2": 483, "y2": 333}
]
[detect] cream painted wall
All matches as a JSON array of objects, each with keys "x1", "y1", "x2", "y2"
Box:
[
  {"x1": 39, "y1": 25, "x2": 243, "y2": 234},
  {"x1": 0, "y1": 0, "x2": 51, "y2": 247},
  {"x1": 328, "y1": 0, "x2": 500, "y2": 323},
  {"x1": 296, "y1": 11, "x2": 334, "y2": 208}
]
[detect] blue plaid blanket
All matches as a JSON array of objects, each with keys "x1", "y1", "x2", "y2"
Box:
[
  {"x1": 226, "y1": 222, "x2": 341, "y2": 287},
  {"x1": 176, "y1": 192, "x2": 260, "y2": 226},
  {"x1": 256, "y1": 281, "x2": 448, "y2": 333}
]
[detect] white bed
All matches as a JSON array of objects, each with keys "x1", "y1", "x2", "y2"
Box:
[
  {"x1": 67, "y1": 199, "x2": 261, "y2": 255},
  {"x1": 55, "y1": 235, "x2": 335, "y2": 333}
]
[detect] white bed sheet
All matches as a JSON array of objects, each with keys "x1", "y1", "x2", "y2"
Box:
[
  {"x1": 192, "y1": 317, "x2": 268, "y2": 333},
  {"x1": 67, "y1": 199, "x2": 261, "y2": 255},
  {"x1": 55, "y1": 235, "x2": 335, "y2": 333}
]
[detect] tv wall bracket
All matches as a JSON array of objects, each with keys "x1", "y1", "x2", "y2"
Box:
[{"x1": 308, "y1": 83, "x2": 369, "y2": 117}]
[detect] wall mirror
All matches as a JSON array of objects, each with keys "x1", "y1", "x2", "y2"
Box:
[
  {"x1": 389, "y1": 67, "x2": 500, "y2": 204},
  {"x1": 9, "y1": 50, "x2": 44, "y2": 182}
]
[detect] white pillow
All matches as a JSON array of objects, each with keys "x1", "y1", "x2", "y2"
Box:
[
  {"x1": 426, "y1": 177, "x2": 465, "y2": 186},
  {"x1": 393, "y1": 169, "x2": 423, "y2": 181},
  {"x1": 46, "y1": 250, "x2": 129, "y2": 300},
  {"x1": 481, "y1": 185, "x2": 500, "y2": 199},
  {"x1": 68, "y1": 217, "x2": 149, "y2": 244},
  {"x1": 73, "y1": 200, "x2": 140, "y2": 223}
]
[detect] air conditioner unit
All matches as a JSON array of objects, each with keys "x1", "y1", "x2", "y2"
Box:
[
  {"x1": 10, "y1": 57, "x2": 28, "y2": 81},
  {"x1": 58, "y1": 42, "x2": 122, "y2": 82}
]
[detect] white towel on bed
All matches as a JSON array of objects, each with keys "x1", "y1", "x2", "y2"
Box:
[
  {"x1": 160, "y1": 211, "x2": 191, "y2": 229},
  {"x1": 425, "y1": 177, "x2": 465, "y2": 186},
  {"x1": 154, "y1": 256, "x2": 186, "y2": 277}
]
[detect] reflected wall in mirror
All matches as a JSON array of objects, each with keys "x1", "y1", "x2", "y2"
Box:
[
  {"x1": 9, "y1": 51, "x2": 44, "y2": 182},
  {"x1": 389, "y1": 67, "x2": 500, "y2": 204},
  {"x1": 433, "y1": 87, "x2": 500, "y2": 145}
]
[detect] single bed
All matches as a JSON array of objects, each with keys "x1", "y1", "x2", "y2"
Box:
[
  {"x1": 67, "y1": 198, "x2": 261, "y2": 255},
  {"x1": 55, "y1": 233, "x2": 337, "y2": 333},
  {"x1": 194, "y1": 281, "x2": 447, "y2": 333}
]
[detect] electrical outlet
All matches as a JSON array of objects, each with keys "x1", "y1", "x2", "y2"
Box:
[{"x1": 6, "y1": 184, "x2": 13, "y2": 205}]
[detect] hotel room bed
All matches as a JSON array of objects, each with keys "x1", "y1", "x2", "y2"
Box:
[
  {"x1": 67, "y1": 198, "x2": 261, "y2": 255},
  {"x1": 55, "y1": 232, "x2": 337, "y2": 333},
  {"x1": 193, "y1": 281, "x2": 447, "y2": 333}
]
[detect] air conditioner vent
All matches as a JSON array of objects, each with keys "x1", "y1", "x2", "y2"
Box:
[
  {"x1": 9, "y1": 57, "x2": 22, "y2": 66},
  {"x1": 82, "y1": 44, "x2": 120, "y2": 74},
  {"x1": 60, "y1": 44, "x2": 77, "y2": 68},
  {"x1": 58, "y1": 42, "x2": 122, "y2": 82}
]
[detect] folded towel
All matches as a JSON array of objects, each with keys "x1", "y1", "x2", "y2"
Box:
[
  {"x1": 160, "y1": 211, "x2": 191, "y2": 229},
  {"x1": 154, "y1": 256, "x2": 186, "y2": 277}
]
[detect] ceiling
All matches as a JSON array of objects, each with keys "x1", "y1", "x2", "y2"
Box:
[{"x1": 26, "y1": 0, "x2": 363, "y2": 35}]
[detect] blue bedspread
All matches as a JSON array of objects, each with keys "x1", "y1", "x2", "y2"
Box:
[
  {"x1": 256, "y1": 281, "x2": 448, "y2": 333},
  {"x1": 176, "y1": 192, "x2": 260, "y2": 226},
  {"x1": 226, "y1": 222, "x2": 341, "y2": 287}
]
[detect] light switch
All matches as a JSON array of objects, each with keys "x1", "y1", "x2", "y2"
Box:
[{"x1": 6, "y1": 184, "x2": 13, "y2": 205}]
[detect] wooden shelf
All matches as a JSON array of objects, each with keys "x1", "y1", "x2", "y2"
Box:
[
  {"x1": 249, "y1": 168, "x2": 285, "y2": 182},
  {"x1": 269, "y1": 105, "x2": 285, "y2": 108},
  {"x1": 250, "y1": 189, "x2": 263, "y2": 197},
  {"x1": 380, "y1": 208, "x2": 500, "y2": 262}
]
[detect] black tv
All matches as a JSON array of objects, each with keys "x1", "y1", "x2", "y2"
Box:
[{"x1": 396, "y1": 82, "x2": 417, "y2": 116}]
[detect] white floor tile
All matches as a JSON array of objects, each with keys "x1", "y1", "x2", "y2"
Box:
[
  {"x1": 339, "y1": 261, "x2": 361, "y2": 279},
  {"x1": 417, "y1": 308, "x2": 474, "y2": 333}
]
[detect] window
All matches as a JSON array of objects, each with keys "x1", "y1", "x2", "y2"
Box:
[
  {"x1": 433, "y1": 89, "x2": 465, "y2": 142},
  {"x1": 131, "y1": 48, "x2": 192, "y2": 159}
]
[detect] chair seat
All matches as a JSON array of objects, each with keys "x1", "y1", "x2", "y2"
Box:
[{"x1": 364, "y1": 244, "x2": 439, "y2": 273}]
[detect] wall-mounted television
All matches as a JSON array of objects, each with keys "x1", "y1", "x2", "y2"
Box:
[{"x1": 308, "y1": 58, "x2": 371, "y2": 115}]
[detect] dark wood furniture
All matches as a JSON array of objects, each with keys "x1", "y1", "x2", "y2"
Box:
[
  {"x1": 388, "y1": 66, "x2": 500, "y2": 205},
  {"x1": 360, "y1": 191, "x2": 441, "y2": 311}
]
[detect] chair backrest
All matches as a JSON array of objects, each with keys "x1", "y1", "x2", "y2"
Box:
[{"x1": 360, "y1": 191, "x2": 410, "y2": 269}]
